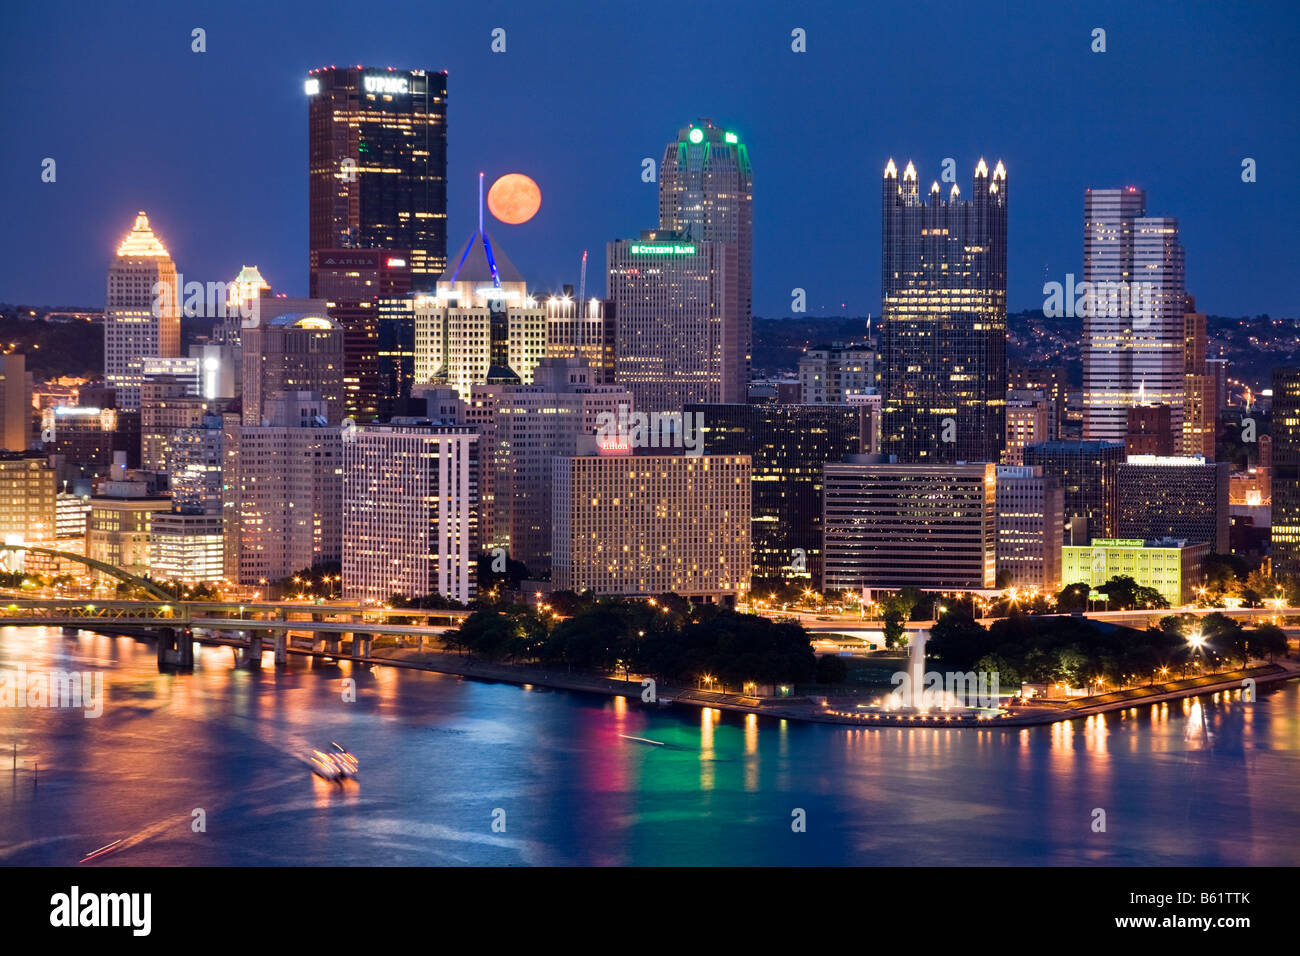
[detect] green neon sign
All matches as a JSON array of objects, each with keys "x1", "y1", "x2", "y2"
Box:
[
  {"x1": 688, "y1": 128, "x2": 704, "y2": 144},
  {"x1": 724, "y1": 131, "x2": 738, "y2": 144},
  {"x1": 629, "y1": 243, "x2": 697, "y2": 255}
]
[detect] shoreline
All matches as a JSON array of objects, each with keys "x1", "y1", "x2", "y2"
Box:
[
  {"x1": 346, "y1": 645, "x2": 1300, "y2": 728},
  {"x1": 53, "y1": 624, "x2": 1300, "y2": 729}
]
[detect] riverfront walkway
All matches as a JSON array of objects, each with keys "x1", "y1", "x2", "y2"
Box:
[{"x1": 359, "y1": 647, "x2": 1300, "y2": 729}]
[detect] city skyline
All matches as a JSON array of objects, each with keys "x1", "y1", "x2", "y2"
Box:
[
  {"x1": 3, "y1": 2, "x2": 1298, "y2": 317},
  {"x1": 3, "y1": 0, "x2": 1300, "y2": 890}
]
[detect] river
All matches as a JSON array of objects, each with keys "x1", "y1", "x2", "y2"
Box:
[{"x1": 1, "y1": 626, "x2": 1298, "y2": 866}]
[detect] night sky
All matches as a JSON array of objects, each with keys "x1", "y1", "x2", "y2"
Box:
[{"x1": 3, "y1": 0, "x2": 1298, "y2": 317}]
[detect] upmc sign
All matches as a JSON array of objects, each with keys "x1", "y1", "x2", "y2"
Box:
[{"x1": 363, "y1": 75, "x2": 408, "y2": 94}]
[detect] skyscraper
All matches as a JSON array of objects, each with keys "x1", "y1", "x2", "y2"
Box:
[
  {"x1": 306, "y1": 67, "x2": 448, "y2": 285},
  {"x1": 552, "y1": 441, "x2": 752, "y2": 603},
  {"x1": 657, "y1": 119, "x2": 753, "y2": 389},
  {"x1": 687, "y1": 402, "x2": 863, "y2": 588},
  {"x1": 412, "y1": 227, "x2": 547, "y2": 400},
  {"x1": 880, "y1": 159, "x2": 1007, "y2": 463},
  {"x1": 106, "y1": 212, "x2": 180, "y2": 411},
  {"x1": 1022, "y1": 440, "x2": 1125, "y2": 544},
  {"x1": 1082, "y1": 188, "x2": 1186, "y2": 442},
  {"x1": 822, "y1": 457, "x2": 997, "y2": 592},
  {"x1": 491, "y1": 360, "x2": 632, "y2": 574},
  {"x1": 0, "y1": 353, "x2": 30, "y2": 452},
  {"x1": 342, "y1": 422, "x2": 478, "y2": 605},
  {"x1": 241, "y1": 312, "x2": 345, "y2": 426},
  {"x1": 1271, "y1": 366, "x2": 1300, "y2": 578},
  {"x1": 223, "y1": 394, "x2": 342, "y2": 587},
  {"x1": 1182, "y1": 294, "x2": 1216, "y2": 458},
  {"x1": 312, "y1": 249, "x2": 413, "y2": 420},
  {"x1": 1116, "y1": 455, "x2": 1229, "y2": 553},
  {"x1": 609, "y1": 234, "x2": 740, "y2": 409}
]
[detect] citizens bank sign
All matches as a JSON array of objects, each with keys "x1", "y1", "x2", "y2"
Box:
[{"x1": 364, "y1": 75, "x2": 408, "y2": 94}]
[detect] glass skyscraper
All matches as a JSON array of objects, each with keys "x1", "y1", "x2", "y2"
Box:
[
  {"x1": 1082, "y1": 188, "x2": 1186, "y2": 443},
  {"x1": 658, "y1": 119, "x2": 753, "y2": 390},
  {"x1": 880, "y1": 158, "x2": 1007, "y2": 463},
  {"x1": 1271, "y1": 367, "x2": 1300, "y2": 578},
  {"x1": 306, "y1": 66, "x2": 448, "y2": 287}
]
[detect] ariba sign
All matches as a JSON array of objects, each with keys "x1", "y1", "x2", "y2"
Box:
[{"x1": 364, "y1": 75, "x2": 408, "y2": 94}]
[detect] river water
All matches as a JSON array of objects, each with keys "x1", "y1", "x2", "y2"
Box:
[{"x1": 1, "y1": 626, "x2": 1298, "y2": 866}]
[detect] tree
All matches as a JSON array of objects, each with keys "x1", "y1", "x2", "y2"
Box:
[
  {"x1": 882, "y1": 608, "x2": 905, "y2": 649},
  {"x1": 1248, "y1": 623, "x2": 1289, "y2": 661},
  {"x1": 927, "y1": 609, "x2": 989, "y2": 671},
  {"x1": 1056, "y1": 582, "x2": 1091, "y2": 612},
  {"x1": 1097, "y1": 575, "x2": 1168, "y2": 611},
  {"x1": 455, "y1": 610, "x2": 521, "y2": 661}
]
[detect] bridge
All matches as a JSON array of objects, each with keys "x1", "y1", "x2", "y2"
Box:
[{"x1": 0, "y1": 597, "x2": 468, "y2": 668}]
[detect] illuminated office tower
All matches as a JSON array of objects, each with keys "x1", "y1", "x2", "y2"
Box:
[
  {"x1": 1022, "y1": 440, "x2": 1124, "y2": 544},
  {"x1": 1004, "y1": 397, "x2": 1050, "y2": 465},
  {"x1": 687, "y1": 402, "x2": 863, "y2": 588},
  {"x1": 306, "y1": 66, "x2": 448, "y2": 285},
  {"x1": 1116, "y1": 455, "x2": 1229, "y2": 553},
  {"x1": 86, "y1": 461, "x2": 171, "y2": 581},
  {"x1": 822, "y1": 457, "x2": 997, "y2": 591},
  {"x1": 222, "y1": 393, "x2": 342, "y2": 587},
  {"x1": 994, "y1": 465, "x2": 1063, "y2": 591},
  {"x1": 150, "y1": 512, "x2": 224, "y2": 585},
  {"x1": 1182, "y1": 295, "x2": 1215, "y2": 458},
  {"x1": 1082, "y1": 188, "x2": 1186, "y2": 442},
  {"x1": 139, "y1": 378, "x2": 226, "y2": 473},
  {"x1": 1271, "y1": 366, "x2": 1300, "y2": 577},
  {"x1": 412, "y1": 227, "x2": 546, "y2": 400},
  {"x1": 165, "y1": 414, "x2": 223, "y2": 516},
  {"x1": 241, "y1": 312, "x2": 345, "y2": 426},
  {"x1": 545, "y1": 293, "x2": 616, "y2": 383},
  {"x1": 0, "y1": 353, "x2": 30, "y2": 451},
  {"x1": 491, "y1": 360, "x2": 632, "y2": 574},
  {"x1": 552, "y1": 440, "x2": 752, "y2": 604},
  {"x1": 312, "y1": 249, "x2": 414, "y2": 421},
  {"x1": 105, "y1": 212, "x2": 180, "y2": 411},
  {"x1": 0, "y1": 454, "x2": 57, "y2": 547},
  {"x1": 609, "y1": 233, "x2": 740, "y2": 410},
  {"x1": 658, "y1": 119, "x2": 752, "y2": 389},
  {"x1": 880, "y1": 159, "x2": 1007, "y2": 463},
  {"x1": 377, "y1": 296, "x2": 417, "y2": 420},
  {"x1": 341, "y1": 422, "x2": 478, "y2": 605}
]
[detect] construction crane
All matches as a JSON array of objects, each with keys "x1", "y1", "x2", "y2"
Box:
[{"x1": 577, "y1": 250, "x2": 588, "y2": 314}]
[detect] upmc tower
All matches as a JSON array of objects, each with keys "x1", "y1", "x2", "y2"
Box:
[
  {"x1": 306, "y1": 66, "x2": 447, "y2": 419},
  {"x1": 306, "y1": 66, "x2": 448, "y2": 289}
]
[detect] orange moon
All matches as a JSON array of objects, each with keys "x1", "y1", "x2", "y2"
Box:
[{"x1": 487, "y1": 173, "x2": 542, "y2": 225}]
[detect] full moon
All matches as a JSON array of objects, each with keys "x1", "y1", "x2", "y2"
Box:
[{"x1": 487, "y1": 173, "x2": 542, "y2": 225}]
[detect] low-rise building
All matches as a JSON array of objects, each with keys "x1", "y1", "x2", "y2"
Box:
[{"x1": 1060, "y1": 536, "x2": 1209, "y2": 606}]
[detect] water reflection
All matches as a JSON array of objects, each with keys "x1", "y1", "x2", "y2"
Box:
[{"x1": 1, "y1": 626, "x2": 1298, "y2": 866}]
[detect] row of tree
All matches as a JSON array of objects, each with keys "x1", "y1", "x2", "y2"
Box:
[
  {"x1": 446, "y1": 596, "x2": 825, "y2": 690},
  {"x1": 928, "y1": 608, "x2": 1288, "y2": 688}
]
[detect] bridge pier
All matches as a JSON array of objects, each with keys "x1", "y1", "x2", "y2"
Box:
[
  {"x1": 273, "y1": 631, "x2": 287, "y2": 666},
  {"x1": 156, "y1": 627, "x2": 194, "y2": 670},
  {"x1": 354, "y1": 633, "x2": 373, "y2": 658},
  {"x1": 237, "y1": 630, "x2": 269, "y2": 668}
]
